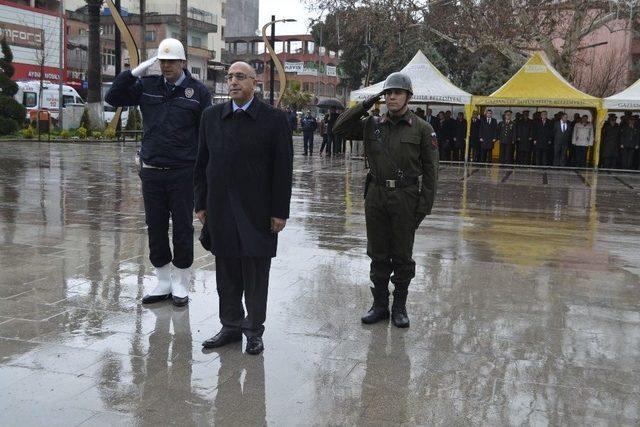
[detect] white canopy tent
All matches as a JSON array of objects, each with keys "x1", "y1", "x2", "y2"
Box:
[
  {"x1": 349, "y1": 50, "x2": 472, "y2": 105},
  {"x1": 604, "y1": 80, "x2": 640, "y2": 110}
]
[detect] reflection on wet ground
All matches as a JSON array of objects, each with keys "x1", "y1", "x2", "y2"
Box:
[{"x1": 0, "y1": 140, "x2": 638, "y2": 425}]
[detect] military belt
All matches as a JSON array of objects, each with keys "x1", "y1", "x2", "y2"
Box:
[{"x1": 370, "y1": 174, "x2": 420, "y2": 189}]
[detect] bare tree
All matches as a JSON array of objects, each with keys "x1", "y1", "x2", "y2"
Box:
[
  {"x1": 307, "y1": 0, "x2": 640, "y2": 87},
  {"x1": 573, "y1": 43, "x2": 630, "y2": 96}
]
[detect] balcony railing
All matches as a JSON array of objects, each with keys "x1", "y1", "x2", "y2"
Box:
[{"x1": 124, "y1": 4, "x2": 218, "y2": 25}]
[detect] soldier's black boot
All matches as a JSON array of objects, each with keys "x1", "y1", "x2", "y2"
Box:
[
  {"x1": 391, "y1": 287, "x2": 410, "y2": 328},
  {"x1": 361, "y1": 287, "x2": 390, "y2": 324}
]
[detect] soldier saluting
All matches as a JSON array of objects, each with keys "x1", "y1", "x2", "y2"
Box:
[{"x1": 333, "y1": 73, "x2": 439, "y2": 328}]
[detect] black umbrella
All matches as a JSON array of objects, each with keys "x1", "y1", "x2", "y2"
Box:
[{"x1": 316, "y1": 98, "x2": 344, "y2": 109}]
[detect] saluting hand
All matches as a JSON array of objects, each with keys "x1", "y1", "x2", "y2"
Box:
[
  {"x1": 131, "y1": 56, "x2": 158, "y2": 78},
  {"x1": 271, "y1": 217, "x2": 286, "y2": 234},
  {"x1": 196, "y1": 210, "x2": 206, "y2": 225}
]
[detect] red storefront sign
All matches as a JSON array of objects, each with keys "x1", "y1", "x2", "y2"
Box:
[{"x1": 13, "y1": 63, "x2": 64, "y2": 81}]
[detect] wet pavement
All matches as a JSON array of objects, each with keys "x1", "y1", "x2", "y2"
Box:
[{"x1": 0, "y1": 139, "x2": 638, "y2": 426}]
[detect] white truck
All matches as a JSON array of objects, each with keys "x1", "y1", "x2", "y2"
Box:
[{"x1": 14, "y1": 80, "x2": 84, "y2": 122}]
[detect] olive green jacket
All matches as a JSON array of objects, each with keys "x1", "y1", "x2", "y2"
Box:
[{"x1": 333, "y1": 102, "x2": 439, "y2": 216}]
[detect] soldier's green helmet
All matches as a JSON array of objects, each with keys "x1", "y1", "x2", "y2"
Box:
[{"x1": 382, "y1": 72, "x2": 413, "y2": 95}]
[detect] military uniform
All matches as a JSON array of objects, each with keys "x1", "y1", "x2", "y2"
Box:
[
  {"x1": 333, "y1": 95, "x2": 438, "y2": 327},
  {"x1": 498, "y1": 119, "x2": 516, "y2": 164}
]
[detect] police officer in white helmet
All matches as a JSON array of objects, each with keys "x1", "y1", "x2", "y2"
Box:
[{"x1": 106, "y1": 38, "x2": 212, "y2": 307}]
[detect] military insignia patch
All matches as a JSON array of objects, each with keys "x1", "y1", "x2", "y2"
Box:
[
  {"x1": 185, "y1": 88, "x2": 194, "y2": 98},
  {"x1": 431, "y1": 132, "x2": 439, "y2": 149}
]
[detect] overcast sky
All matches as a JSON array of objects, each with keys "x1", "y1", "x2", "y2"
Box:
[{"x1": 259, "y1": 0, "x2": 319, "y2": 35}]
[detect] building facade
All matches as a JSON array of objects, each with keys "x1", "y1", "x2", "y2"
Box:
[
  {"x1": 0, "y1": 0, "x2": 64, "y2": 82},
  {"x1": 225, "y1": 34, "x2": 348, "y2": 106},
  {"x1": 224, "y1": 0, "x2": 258, "y2": 38}
]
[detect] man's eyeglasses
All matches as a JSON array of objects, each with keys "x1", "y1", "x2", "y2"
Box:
[{"x1": 226, "y1": 72, "x2": 255, "y2": 81}]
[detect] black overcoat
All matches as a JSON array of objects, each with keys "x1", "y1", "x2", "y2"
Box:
[
  {"x1": 479, "y1": 118, "x2": 498, "y2": 150},
  {"x1": 601, "y1": 123, "x2": 620, "y2": 158},
  {"x1": 194, "y1": 99, "x2": 293, "y2": 257}
]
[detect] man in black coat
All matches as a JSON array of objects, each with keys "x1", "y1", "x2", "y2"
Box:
[
  {"x1": 478, "y1": 109, "x2": 498, "y2": 163},
  {"x1": 452, "y1": 112, "x2": 467, "y2": 161},
  {"x1": 515, "y1": 110, "x2": 534, "y2": 165},
  {"x1": 532, "y1": 111, "x2": 554, "y2": 166},
  {"x1": 553, "y1": 113, "x2": 572, "y2": 166},
  {"x1": 194, "y1": 62, "x2": 293, "y2": 355},
  {"x1": 469, "y1": 112, "x2": 481, "y2": 162},
  {"x1": 498, "y1": 110, "x2": 516, "y2": 164},
  {"x1": 600, "y1": 114, "x2": 619, "y2": 169}
]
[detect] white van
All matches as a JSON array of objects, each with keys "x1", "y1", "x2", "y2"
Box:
[{"x1": 15, "y1": 80, "x2": 84, "y2": 121}]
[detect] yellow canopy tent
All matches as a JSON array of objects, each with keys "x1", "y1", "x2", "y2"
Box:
[{"x1": 467, "y1": 51, "x2": 605, "y2": 167}]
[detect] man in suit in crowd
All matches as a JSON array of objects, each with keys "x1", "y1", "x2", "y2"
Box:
[
  {"x1": 498, "y1": 110, "x2": 516, "y2": 164},
  {"x1": 478, "y1": 109, "x2": 498, "y2": 163},
  {"x1": 469, "y1": 111, "x2": 481, "y2": 162},
  {"x1": 532, "y1": 111, "x2": 554, "y2": 166},
  {"x1": 452, "y1": 112, "x2": 467, "y2": 162},
  {"x1": 553, "y1": 113, "x2": 572, "y2": 166},
  {"x1": 194, "y1": 61, "x2": 293, "y2": 355},
  {"x1": 515, "y1": 110, "x2": 534, "y2": 165},
  {"x1": 425, "y1": 108, "x2": 436, "y2": 127}
]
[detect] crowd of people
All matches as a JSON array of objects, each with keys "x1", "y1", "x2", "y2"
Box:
[
  {"x1": 401, "y1": 107, "x2": 639, "y2": 170},
  {"x1": 288, "y1": 103, "x2": 640, "y2": 170}
]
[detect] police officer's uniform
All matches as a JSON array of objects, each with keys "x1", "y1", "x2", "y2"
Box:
[
  {"x1": 333, "y1": 73, "x2": 438, "y2": 328},
  {"x1": 105, "y1": 39, "x2": 211, "y2": 306}
]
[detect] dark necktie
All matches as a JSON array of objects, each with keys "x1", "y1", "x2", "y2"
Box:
[
  {"x1": 234, "y1": 109, "x2": 245, "y2": 119},
  {"x1": 166, "y1": 82, "x2": 175, "y2": 93}
]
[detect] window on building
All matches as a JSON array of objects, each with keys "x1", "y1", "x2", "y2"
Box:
[
  {"x1": 102, "y1": 48, "x2": 115, "y2": 67},
  {"x1": 172, "y1": 32, "x2": 180, "y2": 39},
  {"x1": 191, "y1": 36, "x2": 202, "y2": 48},
  {"x1": 221, "y1": 2, "x2": 226, "y2": 18},
  {"x1": 103, "y1": 25, "x2": 114, "y2": 35},
  {"x1": 327, "y1": 84, "x2": 335, "y2": 97},
  {"x1": 221, "y1": 26, "x2": 225, "y2": 38},
  {"x1": 145, "y1": 30, "x2": 156, "y2": 42},
  {"x1": 191, "y1": 67, "x2": 201, "y2": 78},
  {"x1": 23, "y1": 92, "x2": 37, "y2": 108}
]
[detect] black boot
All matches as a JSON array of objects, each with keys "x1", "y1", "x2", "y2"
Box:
[
  {"x1": 361, "y1": 287, "x2": 390, "y2": 324},
  {"x1": 391, "y1": 287, "x2": 410, "y2": 328}
]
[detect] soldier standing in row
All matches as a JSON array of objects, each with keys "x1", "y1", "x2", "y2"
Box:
[
  {"x1": 498, "y1": 110, "x2": 516, "y2": 164},
  {"x1": 600, "y1": 114, "x2": 620, "y2": 169},
  {"x1": 619, "y1": 116, "x2": 639, "y2": 170},
  {"x1": 333, "y1": 72, "x2": 439, "y2": 328}
]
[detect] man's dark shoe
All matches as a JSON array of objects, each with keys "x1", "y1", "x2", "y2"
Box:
[
  {"x1": 172, "y1": 295, "x2": 189, "y2": 307},
  {"x1": 246, "y1": 336, "x2": 264, "y2": 355},
  {"x1": 391, "y1": 288, "x2": 410, "y2": 328},
  {"x1": 141, "y1": 293, "x2": 171, "y2": 304},
  {"x1": 202, "y1": 331, "x2": 242, "y2": 349},
  {"x1": 361, "y1": 287, "x2": 390, "y2": 324}
]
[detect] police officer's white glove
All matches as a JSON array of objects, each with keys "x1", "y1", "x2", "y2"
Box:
[{"x1": 131, "y1": 56, "x2": 158, "y2": 77}]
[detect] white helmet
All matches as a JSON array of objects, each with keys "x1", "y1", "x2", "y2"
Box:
[{"x1": 157, "y1": 38, "x2": 186, "y2": 60}]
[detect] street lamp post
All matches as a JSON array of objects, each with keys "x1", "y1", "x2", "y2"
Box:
[{"x1": 261, "y1": 16, "x2": 296, "y2": 107}]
